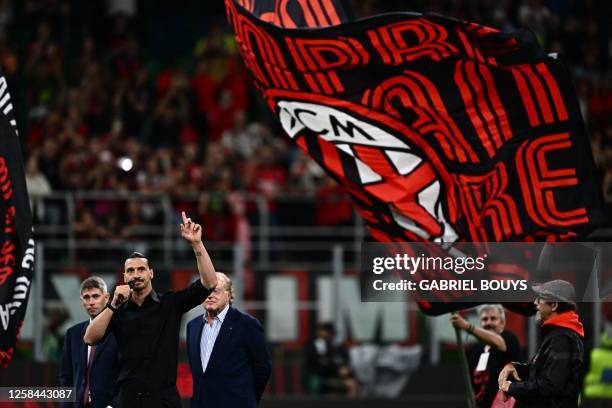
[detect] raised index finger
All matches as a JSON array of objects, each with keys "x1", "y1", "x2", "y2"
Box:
[{"x1": 181, "y1": 211, "x2": 188, "y2": 224}]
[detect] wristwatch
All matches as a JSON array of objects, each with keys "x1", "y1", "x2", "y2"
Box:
[{"x1": 106, "y1": 302, "x2": 117, "y2": 312}]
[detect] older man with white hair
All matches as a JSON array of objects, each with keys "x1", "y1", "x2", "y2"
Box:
[
  {"x1": 186, "y1": 272, "x2": 271, "y2": 408},
  {"x1": 451, "y1": 304, "x2": 522, "y2": 408}
]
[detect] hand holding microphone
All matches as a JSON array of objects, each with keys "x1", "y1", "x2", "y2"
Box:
[{"x1": 111, "y1": 284, "x2": 132, "y2": 307}]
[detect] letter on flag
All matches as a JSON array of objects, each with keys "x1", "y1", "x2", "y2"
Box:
[{"x1": 225, "y1": 0, "x2": 605, "y2": 313}]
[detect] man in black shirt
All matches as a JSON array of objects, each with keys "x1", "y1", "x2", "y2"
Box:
[
  {"x1": 84, "y1": 212, "x2": 217, "y2": 408},
  {"x1": 499, "y1": 280, "x2": 585, "y2": 407},
  {"x1": 451, "y1": 304, "x2": 522, "y2": 408}
]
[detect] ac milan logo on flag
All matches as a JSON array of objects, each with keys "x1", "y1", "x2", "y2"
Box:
[
  {"x1": 225, "y1": 0, "x2": 605, "y2": 245},
  {"x1": 277, "y1": 98, "x2": 458, "y2": 242}
]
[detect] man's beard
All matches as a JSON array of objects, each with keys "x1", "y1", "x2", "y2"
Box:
[
  {"x1": 131, "y1": 280, "x2": 145, "y2": 292},
  {"x1": 535, "y1": 311, "x2": 543, "y2": 326}
]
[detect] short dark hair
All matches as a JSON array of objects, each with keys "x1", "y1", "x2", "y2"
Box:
[
  {"x1": 127, "y1": 252, "x2": 152, "y2": 269},
  {"x1": 80, "y1": 276, "x2": 108, "y2": 294}
]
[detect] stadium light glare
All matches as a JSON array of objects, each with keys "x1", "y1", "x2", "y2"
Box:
[{"x1": 118, "y1": 157, "x2": 133, "y2": 172}]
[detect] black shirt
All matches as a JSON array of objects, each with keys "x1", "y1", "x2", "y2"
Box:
[
  {"x1": 468, "y1": 330, "x2": 522, "y2": 408},
  {"x1": 107, "y1": 279, "x2": 212, "y2": 392}
]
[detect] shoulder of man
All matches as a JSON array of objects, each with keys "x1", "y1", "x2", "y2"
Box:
[
  {"x1": 66, "y1": 320, "x2": 88, "y2": 335},
  {"x1": 187, "y1": 313, "x2": 203, "y2": 328},
  {"x1": 164, "y1": 279, "x2": 211, "y2": 298},
  {"x1": 501, "y1": 329, "x2": 518, "y2": 340},
  {"x1": 230, "y1": 307, "x2": 263, "y2": 328},
  {"x1": 500, "y1": 330, "x2": 521, "y2": 346},
  {"x1": 547, "y1": 327, "x2": 584, "y2": 349}
]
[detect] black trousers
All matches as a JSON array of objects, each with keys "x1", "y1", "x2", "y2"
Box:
[{"x1": 117, "y1": 387, "x2": 181, "y2": 408}]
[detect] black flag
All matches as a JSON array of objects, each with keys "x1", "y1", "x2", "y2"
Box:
[{"x1": 0, "y1": 69, "x2": 35, "y2": 367}]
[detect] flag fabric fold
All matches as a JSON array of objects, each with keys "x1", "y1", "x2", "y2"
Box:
[
  {"x1": 0, "y1": 69, "x2": 35, "y2": 367},
  {"x1": 225, "y1": 0, "x2": 605, "y2": 313},
  {"x1": 226, "y1": 0, "x2": 604, "y2": 244}
]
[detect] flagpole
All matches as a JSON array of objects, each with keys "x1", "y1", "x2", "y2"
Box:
[{"x1": 453, "y1": 312, "x2": 476, "y2": 408}]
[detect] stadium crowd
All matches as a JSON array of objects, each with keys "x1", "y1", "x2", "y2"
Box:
[
  {"x1": 2, "y1": 0, "x2": 610, "y2": 236},
  {"x1": 2, "y1": 1, "x2": 610, "y2": 402}
]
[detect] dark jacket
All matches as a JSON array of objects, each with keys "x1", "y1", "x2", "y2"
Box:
[
  {"x1": 60, "y1": 321, "x2": 119, "y2": 408},
  {"x1": 186, "y1": 307, "x2": 272, "y2": 408},
  {"x1": 508, "y1": 312, "x2": 585, "y2": 408}
]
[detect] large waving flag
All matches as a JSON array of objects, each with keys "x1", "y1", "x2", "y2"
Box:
[
  {"x1": 225, "y1": 0, "x2": 605, "y2": 313},
  {"x1": 226, "y1": 0, "x2": 604, "y2": 244},
  {"x1": 0, "y1": 69, "x2": 35, "y2": 367}
]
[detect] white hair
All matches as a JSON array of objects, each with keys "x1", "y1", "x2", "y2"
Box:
[{"x1": 476, "y1": 304, "x2": 505, "y2": 322}]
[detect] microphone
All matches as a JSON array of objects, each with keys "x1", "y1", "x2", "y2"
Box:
[{"x1": 115, "y1": 281, "x2": 136, "y2": 304}]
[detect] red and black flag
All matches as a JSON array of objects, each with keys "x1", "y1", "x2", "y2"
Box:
[
  {"x1": 226, "y1": 0, "x2": 604, "y2": 243},
  {"x1": 0, "y1": 69, "x2": 35, "y2": 367},
  {"x1": 232, "y1": 0, "x2": 348, "y2": 27},
  {"x1": 225, "y1": 1, "x2": 605, "y2": 312}
]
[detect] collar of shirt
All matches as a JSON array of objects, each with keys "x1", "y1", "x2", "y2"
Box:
[
  {"x1": 149, "y1": 290, "x2": 160, "y2": 302},
  {"x1": 120, "y1": 288, "x2": 160, "y2": 310},
  {"x1": 203, "y1": 304, "x2": 230, "y2": 324}
]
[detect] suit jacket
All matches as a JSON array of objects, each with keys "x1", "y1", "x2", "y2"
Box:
[
  {"x1": 186, "y1": 307, "x2": 271, "y2": 408},
  {"x1": 60, "y1": 321, "x2": 119, "y2": 408}
]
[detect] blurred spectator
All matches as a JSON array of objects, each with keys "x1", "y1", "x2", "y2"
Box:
[
  {"x1": 246, "y1": 144, "x2": 287, "y2": 225},
  {"x1": 0, "y1": 0, "x2": 12, "y2": 36},
  {"x1": 81, "y1": 61, "x2": 111, "y2": 135},
  {"x1": 191, "y1": 57, "x2": 218, "y2": 134},
  {"x1": 24, "y1": 154, "x2": 51, "y2": 222},
  {"x1": 315, "y1": 177, "x2": 353, "y2": 227},
  {"x1": 152, "y1": 68, "x2": 191, "y2": 147},
  {"x1": 305, "y1": 322, "x2": 359, "y2": 397},
  {"x1": 288, "y1": 150, "x2": 325, "y2": 194},
  {"x1": 110, "y1": 34, "x2": 142, "y2": 80},
  {"x1": 112, "y1": 67, "x2": 151, "y2": 138},
  {"x1": 197, "y1": 191, "x2": 237, "y2": 242},
  {"x1": 107, "y1": 0, "x2": 137, "y2": 18},
  {"x1": 220, "y1": 110, "x2": 265, "y2": 160},
  {"x1": 0, "y1": 32, "x2": 17, "y2": 77},
  {"x1": 68, "y1": 36, "x2": 98, "y2": 84},
  {"x1": 24, "y1": 20, "x2": 64, "y2": 120},
  {"x1": 42, "y1": 305, "x2": 69, "y2": 363},
  {"x1": 6, "y1": 0, "x2": 609, "y2": 233},
  {"x1": 518, "y1": 0, "x2": 551, "y2": 44},
  {"x1": 37, "y1": 137, "x2": 62, "y2": 189},
  {"x1": 73, "y1": 207, "x2": 104, "y2": 241},
  {"x1": 208, "y1": 88, "x2": 239, "y2": 142}
]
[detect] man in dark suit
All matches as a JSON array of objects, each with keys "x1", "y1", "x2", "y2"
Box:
[
  {"x1": 60, "y1": 276, "x2": 119, "y2": 407},
  {"x1": 186, "y1": 272, "x2": 271, "y2": 408}
]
